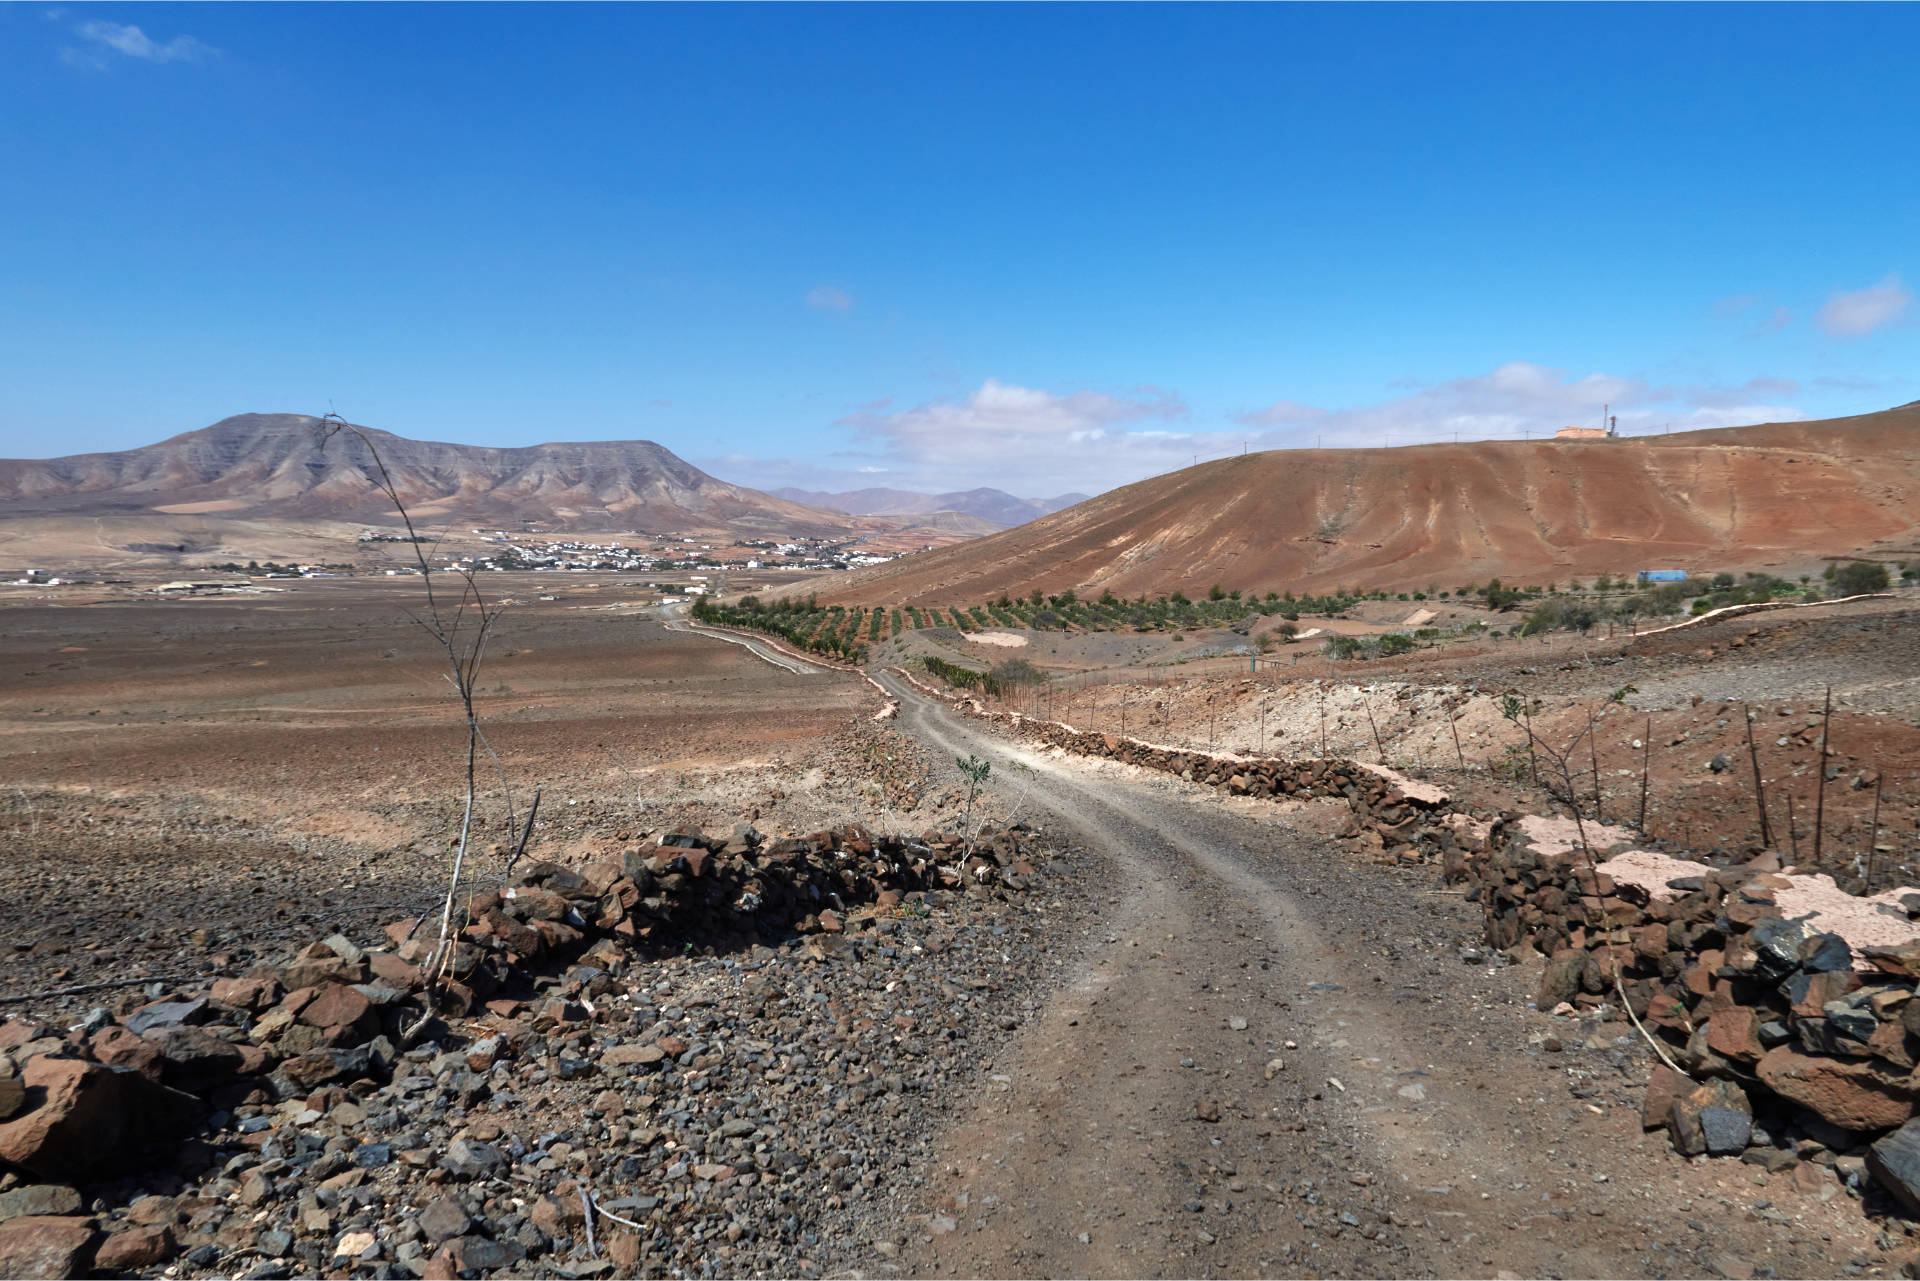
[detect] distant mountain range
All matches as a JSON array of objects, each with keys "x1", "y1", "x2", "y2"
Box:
[
  {"x1": 0, "y1": 413, "x2": 853, "y2": 536},
  {"x1": 771, "y1": 486, "x2": 1089, "y2": 528}
]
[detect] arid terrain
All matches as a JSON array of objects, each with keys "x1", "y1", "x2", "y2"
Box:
[
  {"x1": 5, "y1": 555, "x2": 1920, "y2": 1280},
  {"x1": 803, "y1": 404, "x2": 1920, "y2": 606},
  {"x1": 5, "y1": 402, "x2": 1920, "y2": 1281}
]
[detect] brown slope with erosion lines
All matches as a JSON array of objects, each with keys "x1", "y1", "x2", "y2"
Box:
[{"x1": 805, "y1": 402, "x2": 1920, "y2": 604}]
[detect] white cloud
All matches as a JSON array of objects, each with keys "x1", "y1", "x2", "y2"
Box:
[
  {"x1": 1237, "y1": 361, "x2": 1655, "y2": 446},
  {"x1": 71, "y1": 20, "x2": 212, "y2": 65},
  {"x1": 806, "y1": 286, "x2": 853, "y2": 312},
  {"x1": 1817, "y1": 275, "x2": 1913, "y2": 337},
  {"x1": 831, "y1": 379, "x2": 1192, "y2": 491},
  {"x1": 706, "y1": 362, "x2": 1813, "y2": 498},
  {"x1": 1235, "y1": 399, "x2": 1324, "y2": 427}
]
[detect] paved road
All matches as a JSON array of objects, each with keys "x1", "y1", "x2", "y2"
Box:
[{"x1": 869, "y1": 668, "x2": 1855, "y2": 1281}]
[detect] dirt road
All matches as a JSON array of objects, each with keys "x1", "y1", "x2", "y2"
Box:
[
  {"x1": 868, "y1": 669, "x2": 1893, "y2": 1280},
  {"x1": 661, "y1": 605, "x2": 828, "y2": 675}
]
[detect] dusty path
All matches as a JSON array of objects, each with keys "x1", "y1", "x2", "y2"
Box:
[
  {"x1": 661, "y1": 607, "x2": 826, "y2": 675},
  {"x1": 867, "y1": 670, "x2": 1889, "y2": 1280}
]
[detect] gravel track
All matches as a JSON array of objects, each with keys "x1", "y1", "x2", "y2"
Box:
[{"x1": 865, "y1": 670, "x2": 1902, "y2": 1279}]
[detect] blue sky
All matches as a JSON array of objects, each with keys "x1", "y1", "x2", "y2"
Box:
[{"x1": 2, "y1": 3, "x2": 1915, "y2": 496}]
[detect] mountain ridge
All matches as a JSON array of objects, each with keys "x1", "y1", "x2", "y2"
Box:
[
  {"x1": 796, "y1": 403, "x2": 1920, "y2": 605},
  {"x1": 0, "y1": 413, "x2": 855, "y2": 537}
]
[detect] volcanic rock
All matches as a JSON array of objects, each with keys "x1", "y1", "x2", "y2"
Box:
[
  {"x1": 1756, "y1": 1046, "x2": 1915, "y2": 1132},
  {"x1": 0, "y1": 1058, "x2": 199, "y2": 1180},
  {"x1": 0, "y1": 1216, "x2": 96, "y2": 1281},
  {"x1": 1671, "y1": 1078, "x2": 1752, "y2": 1157}
]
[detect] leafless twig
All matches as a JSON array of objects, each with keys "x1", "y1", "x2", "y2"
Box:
[
  {"x1": 1, "y1": 975, "x2": 192, "y2": 1006},
  {"x1": 318, "y1": 413, "x2": 536, "y2": 1041}
]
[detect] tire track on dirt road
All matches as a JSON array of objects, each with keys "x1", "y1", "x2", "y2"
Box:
[{"x1": 870, "y1": 670, "x2": 1867, "y2": 1280}]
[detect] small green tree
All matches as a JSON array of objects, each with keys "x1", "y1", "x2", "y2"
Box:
[
  {"x1": 1832, "y1": 561, "x2": 1891, "y2": 596},
  {"x1": 957, "y1": 754, "x2": 992, "y2": 855}
]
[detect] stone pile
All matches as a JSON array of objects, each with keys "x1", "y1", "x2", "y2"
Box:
[
  {"x1": 982, "y1": 709, "x2": 1464, "y2": 865},
  {"x1": 1464, "y1": 820, "x2": 1920, "y2": 1208},
  {"x1": 0, "y1": 821, "x2": 1047, "y2": 1278}
]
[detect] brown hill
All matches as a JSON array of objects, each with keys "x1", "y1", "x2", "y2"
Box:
[
  {"x1": 0, "y1": 413, "x2": 855, "y2": 538},
  {"x1": 805, "y1": 403, "x2": 1920, "y2": 606}
]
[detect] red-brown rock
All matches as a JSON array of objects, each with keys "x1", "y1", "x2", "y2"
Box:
[
  {"x1": 1706, "y1": 1008, "x2": 1767, "y2": 1064},
  {"x1": 1756, "y1": 1046, "x2": 1915, "y2": 1132},
  {"x1": 0, "y1": 1215, "x2": 97, "y2": 1280},
  {"x1": 283, "y1": 943, "x2": 366, "y2": 990},
  {"x1": 0, "y1": 1058, "x2": 199, "y2": 1181},
  {"x1": 1641, "y1": 1063, "x2": 1686, "y2": 1131},
  {"x1": 209, "y1": 977, "x2": 280, "y2": 1012},
  {"x1": 296, "y1": 984, "x2": 372, "y2": 1033},
  {"x1": 366, "y1": 952, "x2": 424, "y2": 988},
  {"x1": 0, "y1": 1023, "x2": 51, "y2": 1052},
  {"x1": 87, "y1": 1026, "x2": 162, "y2": 1081},
  {"x1": 93, "y1": 1224, "x2": 176, "y2": 1270}
]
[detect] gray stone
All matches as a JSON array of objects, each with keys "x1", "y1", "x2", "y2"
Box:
[
  {"x1": 1824, "y1": 1000, "x2": 1879, "y2": 1044},
  {"x1": 0, "y1": 1184, "x2": 83, "y2": 1222},
  {"x1": 1749, "y1": 917, "x2": 1806, "y2": 982},
  {"x1": 417, "y1": 1198, "x2": 471, "y2": 1244},
  {"x1": 351, "y1": 1143, "x2": 392, "y2": 1169},
  {"x1": 1870, "y1": 1118, "x2": 1920, "y2": 1215},
  {"x1": 1671, "y1": 1078, "x2": 1752, "y2": 1157},
  {"x1": 1802, "y1": 933, "x2": 1854, "y2": 973},
  {"x1": 439, "y1": 1235, "x2": 514, "y2": 1272},
  {"x1": 125, "y1": 998, "x2": 209, "y2": 1036},
  {"x1": 441, "y1": 1137, "x2": 506, "y2": 1179}
]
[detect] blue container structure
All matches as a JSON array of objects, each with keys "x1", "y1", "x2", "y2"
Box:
[{"x1": 1637, "y1": 570, "x2": 1689, "y2": 583}]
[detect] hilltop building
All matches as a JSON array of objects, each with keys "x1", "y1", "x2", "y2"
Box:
[{"x1": 1556, "y1": 410, "x2": 1619, "y2": 440}]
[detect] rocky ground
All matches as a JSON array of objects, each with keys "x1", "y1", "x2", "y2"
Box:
[
  {"x1": 0, "y1": 816, "x2": 1099, "y2": 1281},
  {"x1": 9, "y1": 584, "x2": 1920, "y2": 1279}
]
